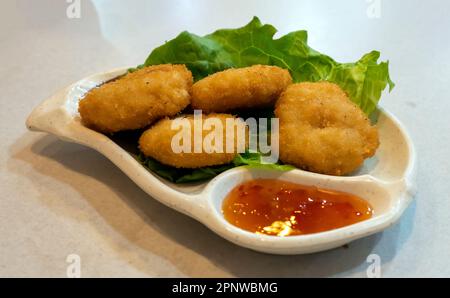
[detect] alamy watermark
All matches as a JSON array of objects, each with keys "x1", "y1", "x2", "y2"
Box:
[
  {"x1": 170, "y1": 110, "x2": 279, "y2": 164},
  {"x1": 366, "y1": 253, "x2": 381, "y2": 278},
  {"x1": 66, "y1": 254, "x2": 81, "y2": 278},
  {"x1": 366, "y1": 0, "x2": 381, "y2": 19},
  {"x1": 66, "y1": 0, "x2": 81, "y2": 19}
]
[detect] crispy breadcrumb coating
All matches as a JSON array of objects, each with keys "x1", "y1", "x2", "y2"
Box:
[
  {"x1": 78, "y1": 64, "x2": 193, "y2": 133},
  {"x1": 275, "y1": 82, "x2": 379, "y2": 175},
  {"x1": 139, "y1": 114, "x2": 247, "y2": 168},
  {"x1": 192, "y1": 65, "x2": 292, "y2": 112}
]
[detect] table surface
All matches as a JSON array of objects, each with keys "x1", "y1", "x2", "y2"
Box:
[{"x1": 1, "y1": 0, "x2": 449, "y2": 277}]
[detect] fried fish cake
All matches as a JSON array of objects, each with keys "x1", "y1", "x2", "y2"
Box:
[
  {"x1": 139, "y1": 114, "x2": 247, "y2": 168},
  {"x1": 192, "y1": 65, "x2": 292, "y2": 112},
  {"x1": 275, "y1": 82, "x2": 379, "y2": 175},
  {"x1": 78, "y1": 64, "x2": 193, "y2": 133}
]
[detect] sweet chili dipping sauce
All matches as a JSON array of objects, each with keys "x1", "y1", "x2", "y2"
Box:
[{"x1": 222, "y1": 179, "x2": 373, "y2": 236}]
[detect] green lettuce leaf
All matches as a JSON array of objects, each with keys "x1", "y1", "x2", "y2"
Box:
[
  {"x1": 134, "y1": 151, "x2": 292, "y2": 184},
  {"x1": 138, "y1": 16, "x2": 393, "y2": 115},
  {"x1": 133, "y1": 152, "x2": 232, "y2": 183},
  {"x1": 134, "y1": 152, "x2": 295, "y2": 183},
  {"x1": 233, "y1": 151, "x2": 295, "y2": 171}
]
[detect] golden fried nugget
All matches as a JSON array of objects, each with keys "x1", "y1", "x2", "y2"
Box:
[
  {"x1": 78, "y1": 64, "x2": 193, "y2": 133},
  {"x1": 192, "y1": 65, "x2": 292, "y2": 112},
  {"x1": 275, "y1": 82, "x2": 379, "y2": 175},
  {"x1": 139, "y1": 114, "x2": 247, "y2": 168}
]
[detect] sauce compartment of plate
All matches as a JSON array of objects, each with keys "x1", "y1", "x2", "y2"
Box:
[{"x1": 205, "y1": 167, "x2": 393, "y2": 236}]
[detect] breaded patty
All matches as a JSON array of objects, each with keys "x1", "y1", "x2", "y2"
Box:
[
  {"x1": 139, "y1": 114, "x2": 247, "y2": 168},
  {"x1": 78, "y1": 64, "x2": 193, "y2": 133},
  {"x1": 275, "y1": 82, "x2": 379, "y2": 175},
  {"x1": 192, "y1": 65, "x2": 292, "y2": 112}
]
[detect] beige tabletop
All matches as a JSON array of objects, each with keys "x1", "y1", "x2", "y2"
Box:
[{"x1": 1, "y1": 0, "x2": 449, "y2": 277}]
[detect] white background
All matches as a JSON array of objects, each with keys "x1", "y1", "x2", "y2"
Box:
[{"x1": 0, "y1": 0, "x2": 449, "y2": 277}]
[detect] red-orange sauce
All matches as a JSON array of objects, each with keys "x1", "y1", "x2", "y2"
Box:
[{"x1": 222, "y1": 179, "x2": 373, "y2": 236}]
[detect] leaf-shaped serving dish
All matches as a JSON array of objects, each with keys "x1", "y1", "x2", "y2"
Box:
[{"x1": 26, "y1": 68, "x2": 416, "y2": 255}]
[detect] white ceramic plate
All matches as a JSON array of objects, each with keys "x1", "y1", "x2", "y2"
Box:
[{"x1": 26, "y1": 68, "x2": 416, "y2": 255}]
